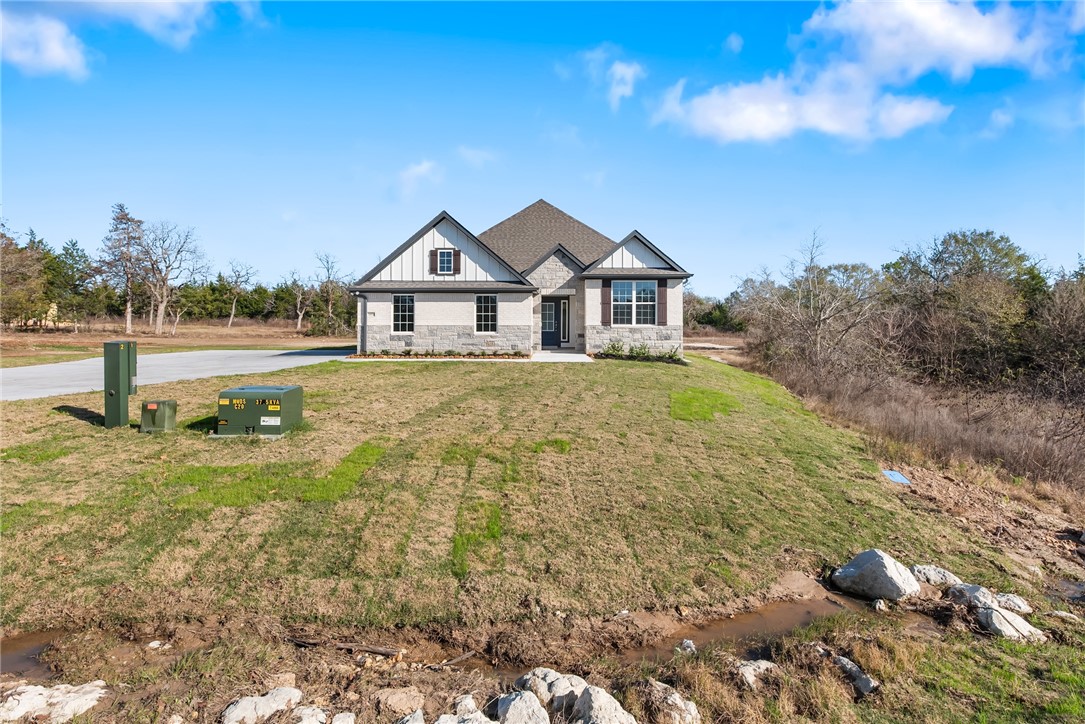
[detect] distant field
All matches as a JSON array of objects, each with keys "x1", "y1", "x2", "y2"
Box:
[
  {"x1": 0, "y1": 325, "x2": 354, "y2": 367},
  {"x1": 1, "y1": 356, "x2": 1081, "y2": 720}
]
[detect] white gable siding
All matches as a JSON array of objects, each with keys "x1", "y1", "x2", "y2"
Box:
[
  {"x1": 593, "y1": 237, "x2": 669, "y2": 269},
  {"x1": 375, "y1": 219, "x2": 520, "y2": 282}
]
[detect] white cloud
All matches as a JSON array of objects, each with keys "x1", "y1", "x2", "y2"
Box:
[
  {"x1": 82, "y1": 1, "x2": 214, "y2": 49},
  {"x1": 398, "y1": 160, "x2": 442, "y2": 197},
  {"x1": 655, "y1": 0, "x2": 1077, "y2": 144},
  {"x1": 580, "y1": 43, "x2": 646, "y2": 111},
  {"x1": 457, "y1": 145, "x2": 497, "y2": 168},
  {"x1": 724, "y1": 32, "x2": 743, "y2": 54},
  {"x1": 606, "y1": 60, "x2": 645, "y2": 111},
  {"x1": 0, "y1": 10, "x2": 88, "y2": 80}
]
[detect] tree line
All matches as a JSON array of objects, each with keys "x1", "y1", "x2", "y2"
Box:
[
  {"x1": 729, "y1": 229, "x2": 1085, "y2": 488},
  {"x1": 0, "y1": 204, "x2": 357, "y2": 336}
]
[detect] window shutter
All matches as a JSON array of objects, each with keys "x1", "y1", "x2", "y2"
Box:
[
  {"x1": 452, "y1": 249, "x2": 461, "y2": 274},
  {"x1": 657, "y1": 279, "x2": 668, "y2": 326},
  {"x1": 601, "y1": 279, "x2": 612, "y2": 326},
  {"x1": 429, "y1": 250, "x2": 438, "y2": 274}
]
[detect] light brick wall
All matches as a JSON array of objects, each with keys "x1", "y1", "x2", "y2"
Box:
[
  {"x1": 583, "y1": 278, "x2": 684, "y2": 354},
  {"x1": 528, "y1": 252, "x2": 583, "y2": 350},
  {"x1": 363, "y1": 292, "x2": 533, "y2": 353}
]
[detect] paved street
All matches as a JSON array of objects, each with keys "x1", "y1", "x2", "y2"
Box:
[{"x1": 1, "y1": 349, "x2": 348, "y2": 401}]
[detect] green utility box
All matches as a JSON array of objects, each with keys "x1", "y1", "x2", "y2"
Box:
[
  {"x1": 215, "y1": 385, "x2": 303, "y2": 438},
  {"x1": 104, "y1": 340, "x2": 138, "y2": 429},
  {"x1": 140, "y1": 400, "x2": 177, "y2": 433}
]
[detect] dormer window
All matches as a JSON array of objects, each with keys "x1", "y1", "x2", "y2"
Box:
[{"x1": 437, "y1": 249, "x2": 454, "y2": 274}]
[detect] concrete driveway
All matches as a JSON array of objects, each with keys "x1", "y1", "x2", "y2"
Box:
[{"x1": 1, "y1": 349, "x2": 349, "y2": 401}]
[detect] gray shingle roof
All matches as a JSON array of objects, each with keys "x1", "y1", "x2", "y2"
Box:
[{"x1": 478, "y1": 200, "x2": 616, "y2": 273}]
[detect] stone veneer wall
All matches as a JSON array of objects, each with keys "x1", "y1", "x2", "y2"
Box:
[
  {"x1": 367, "y1": 324, "x2": 532, "y2": 353},
  {"x1": 584, "y1": 324, "x2": 684, "y2": 355},
  {"x1": 527, "y1": 251, "x2": 584, "y2": 351}
]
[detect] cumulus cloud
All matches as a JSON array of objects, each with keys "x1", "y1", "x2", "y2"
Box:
[
  {"x1": 655, "y1": 0, "x2": 1080, "y2": 144},
  {"x1": 0, "y1": 10, "x2": 88, "y2": 79},
  {"x1": 980, "y1": 104, "x2": 1016, "y2": 139},
  {"x1": 724, "y1": 32, "x2": 743, "y2": 54},
  {"x1": 398, "y1": 160, "x2": 442, "y2": 197},
  {"x1": 85, "y1": 1, "x2": 214, "y2": 49},
  {"x1": 457, "y1": 145, "x2": 497, "y2": 168},
  {"x1": 2, "y1": 1, "x2": 260, "y2": 79},
  {"x1": 580, "y1": 43, "x2": 646, "y2": 111}
]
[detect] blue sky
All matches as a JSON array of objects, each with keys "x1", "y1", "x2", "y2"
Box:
[{"x1": 3, "y1": 1, "x2": 1083, "y2": 297}]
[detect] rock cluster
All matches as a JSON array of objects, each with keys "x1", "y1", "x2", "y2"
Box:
[
  {"x1": 836, "y1": 549, "x2": 1050, "y2": 644},
  {"x1": 219, "y1": 684, "x2": 356, "y2": 724}
]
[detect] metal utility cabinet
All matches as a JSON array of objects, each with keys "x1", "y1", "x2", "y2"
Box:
[
  {"x1": 140, "y1": 400, "x2": 177, "y2": 433},
  {"x1": 104, "y1": 340, "x2": 137, "y2": 429},
  {"x1": 215, "y1": 385, "x2": 303, "y2": 437}
]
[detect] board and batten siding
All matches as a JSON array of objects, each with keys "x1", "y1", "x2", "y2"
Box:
[
  {"x1": 374, "y1": 219, "x2": 520, "y2": 283},
  {"x1": 591, "y1": 237, "x2": 669, "y2": 270}
]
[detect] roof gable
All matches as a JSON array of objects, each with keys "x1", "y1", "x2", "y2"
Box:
[
  {"x1": 478, "y1": 200, "x2": 616, "y2": 273},
  {"x1": 353, "y1": 211, "x2": 531, "y2": 287},
  {"x1": 582, "y1": 230, "x2": 690, "y2": 277}
]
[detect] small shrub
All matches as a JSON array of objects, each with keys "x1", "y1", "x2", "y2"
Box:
[
  {"x1": 403, "y1": 348, "x2": 413, "y2": 356},
  {"x1": 602, "y1": 340, "x2": 625, "y2": 356},
  {"x1": 444, "y1": 349, "x2": 457, "y2": 357},
  {"x1": 629, "y1": 342, "x2": 651, "y2": 358},
  {"x1": 380, "y1": 349, "x2": 391, "y2": 356}
]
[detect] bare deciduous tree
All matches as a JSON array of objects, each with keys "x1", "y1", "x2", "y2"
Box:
[
  {"x1": 282, "y1": 271, "x2": 316, "y2": 332},
  {"x1": 135, "y1": 221, "x2": 207, "y2": 335},
  {"x1": 224, "y1": 260, "x2": 256, "y2": 329},
  {"x1": 313, "y1": 252, "x2": 351, "y2": 336}
]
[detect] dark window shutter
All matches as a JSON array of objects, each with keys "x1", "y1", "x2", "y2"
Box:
[
  {"x1": 452, "y1": 250, "x2": 461, "y2": 274},
  {"x1": 429, "y1": 250, "x2": 438, "y2": 275},
  {"x1": 657, "y1": 279, "x2": 668, "y2": 326},
  {"x1": 601, "y1": 279, "x2": 612, "y2": 326}
]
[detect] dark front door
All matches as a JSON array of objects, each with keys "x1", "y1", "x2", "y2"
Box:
[{"x1": 541, "y1": 299, "x2": 560, "y2": 348}]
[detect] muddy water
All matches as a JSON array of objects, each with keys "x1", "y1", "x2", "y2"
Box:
[
  {"x1": 0, "y1": 630, "x2": 63, "y2": 678},
  {"x1": 622, "y1": 596, "x2": 863, "y2": 664},
  {"x1": 1050, "y1": 578, "x2": 1085, "y2": 603}
]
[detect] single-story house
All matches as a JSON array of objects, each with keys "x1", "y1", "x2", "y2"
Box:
[{"x1": 348, "y1": 200, "x2": 691, "y2": 355}]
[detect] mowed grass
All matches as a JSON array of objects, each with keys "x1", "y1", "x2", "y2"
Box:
[{"x1": 1, "y1": 356, "x2": 1020, "y2": 634}]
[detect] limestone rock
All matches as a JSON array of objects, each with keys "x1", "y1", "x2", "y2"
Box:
[
  {"x1": 570, "y1": 686, "x2": 636, "y2": 724},
  {"x1": 995, "y1": 593, "x2": 1032, "y2": 614},
  {"x1": 976, "y1": 608, "x2": 1047, "y2": 642},
  {"x1": 872, "y1": 599, "x2": 889, "y2": 613},
  {"x1": 513, "y1": 669, "x2": 563, "y2": 707},
  {"x1": 645, "y1": 679, "x2": 700, "y2": 724},
  {"x1": 221, "y1": 687, "x2": 304, "y2": 724},
  {"x1": 676, "y1": 639, "x2": 697, "y2": 655},
  {"x1": 909, "y1": 565, "x2": 962, "y2": 587},
  {"x1": 395, "y1": 711, "x2": 425, "y2": 724},
  {"x1": 735, "y1": 660, "x2": 778, "y2": 691},
  {"x1": 946, "y1": 584, "x2": 1000, "y2": 610},
  {"x1": 331, "y1": 715, "x2": 357, "y2": 724},
  {"x1": 497, "y1": 691, "x2": 549, "y2": 724},
  {"x1": 1047, "y1": 610, "x2": 1081, "y2": 623},
  {"x1": 831, "y1": 549, "x2": 920, "y2": 601},
  {"x1": 547, "y1": 675, "x2": 587, "y2": 718},
  {"x1": 455, "y1": 695, "x2": 479, "y2": 716},
  {"x1": 0, "y1": 680, "x2": 108, "y2": 723},
  {"x1": 831, "y1": 656, "x2": 880, "y2": 698},
  {"x1": 291, "y1": 706, "x2": 327, "y2": 724},
  {"x1": 374, "y1": 688, "x2": 426, "y2": 718}
]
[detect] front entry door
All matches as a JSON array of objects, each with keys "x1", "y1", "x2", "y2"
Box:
[{"x1": 541, "y1": 299, "x2": 560, "y2": 348}]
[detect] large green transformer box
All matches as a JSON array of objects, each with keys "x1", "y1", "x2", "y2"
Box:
[
  {"x1": 104, "y1": 340, "x2": 138, "y2": 429},
  {"x1": 216, "y1": 385, "x2": 303, "y2": 437}
]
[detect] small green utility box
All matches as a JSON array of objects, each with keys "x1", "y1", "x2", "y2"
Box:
[
  {"x1": 140, "y1": 400, "x2": 177, "y2": 433},
  {"x1": 215, "y1": 385, "x2": 303, "y2": 438}
]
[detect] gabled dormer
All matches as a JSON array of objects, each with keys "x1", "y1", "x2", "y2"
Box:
[{"x1": 580, "y1": 230, "x2": 691, "y2": 278}]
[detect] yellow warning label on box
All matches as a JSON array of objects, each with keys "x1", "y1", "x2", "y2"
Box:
[
  {"x1": 218, "y1": 398, "x2": 230, "y2": 405},
  {"x1": 267, "y1": 404, "x2": 280, "y2": 411}
]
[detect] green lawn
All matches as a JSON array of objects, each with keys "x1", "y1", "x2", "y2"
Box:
[{"x1": 1, "y1": 355, "x2": 1080, "y2": 721}]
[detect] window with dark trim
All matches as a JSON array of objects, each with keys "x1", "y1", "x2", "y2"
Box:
[
  {"x1": 476, "y1": 294, "x2": 497, "y2": 332},
  {"x1": 393, "y1": 294, "x2": 414, "y2": 332},
  {"x1": 612, "y1": 281, "x2": 656, "y2": 325},
  {"x1": 437, "y1": 249, "x2": 454, "y2": 275}
]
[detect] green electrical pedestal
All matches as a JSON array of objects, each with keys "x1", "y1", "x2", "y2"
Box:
[
  {"x1": 215, "y1": 385, "x2": 303, "y2": 439},
  {"x1": 104, "y1": 340, "x2": 138, "y2": 428}
]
